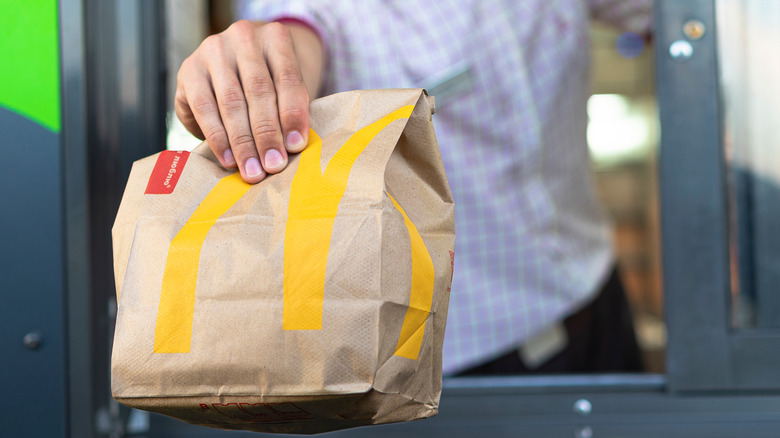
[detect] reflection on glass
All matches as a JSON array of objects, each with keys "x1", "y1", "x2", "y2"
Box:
[
  {"x1": 718, "y1": 0, "x2": 780, "y2": 328},
  {"x1": 587, "y1": 90, "x2": 664, "y2": 371},
  {"x1": 587, "y1": 94, "x2": 657, "y2": 166}
]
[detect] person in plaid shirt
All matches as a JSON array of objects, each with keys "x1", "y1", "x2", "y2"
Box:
[{"x1": 174, "y1": 0, "x2": 651, "y2": 375}]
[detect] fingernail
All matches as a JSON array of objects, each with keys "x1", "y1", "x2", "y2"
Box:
[
  {"x1": 286, "y1": 130, "x2": 305, "y2": 151},
  {"x1": 223, "y1": 149, "x2": 236, "y2": 166},
  {"x1": 245, "y1": 157, "x2": 264, "y2": 178},
  {"x1": 264, "y1": 149, "x2": 285, "y2": 171}
]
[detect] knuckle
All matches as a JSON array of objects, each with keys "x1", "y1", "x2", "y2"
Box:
[
  {"x1": 252, "y1": 119, "x2": 281, "y2": 140},
  {"x1": 219, "y1": 88, "x2": 247, "y2": 110},
  {"x1": 262, "y1": 21, "x2": 291, "y2": 41},
  {"x1": 275, "y1": 68, "x2": 304, "y2": 88},
  {"x1": 177, "y1": 58, "x2": 201, "y2": 84},
  {"x1": 278, "y1": 105, "x2": 306, "y2": 121},
  {"x1": 228, "y1": 20, "x2": 258, "y2": 43},
  {"x1": 230, "y1": 19, "x2": 253, "y2": 33},
  {"x1": 225, "y1": 20, "x2": 255, "y2": 46},
  {"x1": 204, "y1": 127, "x2": 228, "y2": 145},
  {"x1": 244, "y1": 75, "x2": 276, "y2": 98},
  {"x1": 177, "y1": 57, "x2": 192, "y2": 76},
  {"x1": 192, "y1": 98, "x2": 217, "y2": 114},
  {"x1": 229, "y1": 133, "x2": 257, "y2": 150},
  {"x1": 200, "y1": 34, "x2": 221, "y2": 52}
]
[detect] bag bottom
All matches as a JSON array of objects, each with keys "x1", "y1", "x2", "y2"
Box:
[{"x1": 116, "y1": 390, "x2": 436, "y2": 434}]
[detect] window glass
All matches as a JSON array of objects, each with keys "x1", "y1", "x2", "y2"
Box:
[
  {"x1": 589, "y1": 23, "x2": 664, "y2": 372},
  {"x1": 718, "y1": 1, "x2": 780, "y2": 328}
]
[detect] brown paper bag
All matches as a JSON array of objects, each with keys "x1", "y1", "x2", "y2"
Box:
[{"x1": 111, "y1": 89, "x2": 455, "y2": 434}]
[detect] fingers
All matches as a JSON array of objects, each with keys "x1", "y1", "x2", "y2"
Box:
[
  {"x1": 175, "y1": 60, "x2": 236, "y2": 171},
  {"x1": 262, "y1": 23, "x2": 311, "y2": 154},
  {"x1": 207, "y1": 35, "x2": 269, "y2": 183},
  {"x1": 174, "y1": 20, "x2": 313, "y2": 184},
  {"x1": 234, "y1": 24, "x2": 287, "y2": 175},
  {"x1": 174, "y1": 83, "x2": 205, "y2": 140}
]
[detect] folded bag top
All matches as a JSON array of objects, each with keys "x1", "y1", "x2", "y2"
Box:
[{"x1": 111, "y1": 89, "x2": 455, "y2": 434}]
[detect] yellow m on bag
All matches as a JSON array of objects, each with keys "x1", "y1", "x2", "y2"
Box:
[
  {"x1": 389, "y1": 194, "x2": 435, "y2": 360},
  {"x1": 154, "y1": 103, "x2": 434, "y2": 360},
  {"x1": 154, "y1": 173, "x2": 252, "y2": 353},
  {"x1": 283, "y1": 105, "x2": 415, "y2": 331}
]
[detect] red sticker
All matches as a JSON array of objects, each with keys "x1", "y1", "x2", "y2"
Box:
[{"x1": 145, "y1": 150, "x2": 190, "y2": 194}]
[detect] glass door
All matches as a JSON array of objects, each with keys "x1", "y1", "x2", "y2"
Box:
[{"x1": 659, "y1": 0, "x2": 780, "y2": 392}]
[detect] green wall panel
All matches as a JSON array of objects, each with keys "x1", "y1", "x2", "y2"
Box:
[{"x1": 0, "y1": 0, "x2": 61, "y2": 132}]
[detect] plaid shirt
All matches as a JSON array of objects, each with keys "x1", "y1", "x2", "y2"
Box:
[{"x1": 238, "y1": 0, "x2": 652, "y2": 374}]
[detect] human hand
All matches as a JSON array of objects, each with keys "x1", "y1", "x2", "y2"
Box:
[{"x1": 175, "y1": 20, "x2": 323, "y2": 183}]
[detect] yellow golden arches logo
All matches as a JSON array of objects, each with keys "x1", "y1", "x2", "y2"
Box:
[
  {"x1": 154, "y1": 173, "x2": 252, "y2": 353},
  {"x1": 388, "y1": 194, "x2": 435, "y2": 360},
  {"x1": 283, "y1": 105, "x2": 415, "y2": 331},
  {"x1": 154, "y1": 104, "x2": 435, "y2": 360}
]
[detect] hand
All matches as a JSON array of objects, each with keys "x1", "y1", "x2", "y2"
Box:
[{"x1": 175, "y1": 20, "x2": 323, "y2": 183}]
